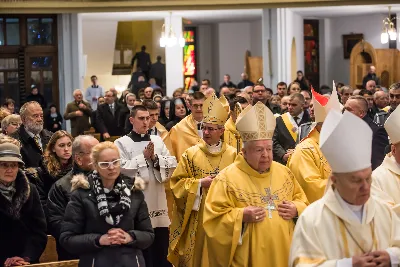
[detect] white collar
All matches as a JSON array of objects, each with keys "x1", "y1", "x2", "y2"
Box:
[
  {"x1": 334, "y1": 188, "x2": 364, "y2": 222},
  {"x1": 289, "y1": 111, "x2": 304, "y2": 120},
  {"x1": 206, "y1": 141, "x2": 222, "y2": 153}
]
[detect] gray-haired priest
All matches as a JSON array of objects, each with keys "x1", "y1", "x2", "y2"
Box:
[
  {"x1": 203, "y1": 102, "x2": 309, "y2": 267},
  {"x1": 289, "y1": 110, "x2": 400, "y2": 267},
  {"x1": 114, "y1": 105, "x2": 177, "y2": 267}
]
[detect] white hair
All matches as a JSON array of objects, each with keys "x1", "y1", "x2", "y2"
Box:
[
  {"x1": 72, "y1": 135, "x2": 98, "y2": 156},
  {"x1": 73, "y1": 89, "x2": 82, "y2": 96}
]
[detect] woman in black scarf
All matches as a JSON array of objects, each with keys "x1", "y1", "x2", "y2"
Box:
[
  {"x1": 0, "y1": 141, "x2": 47, "y2": 267},
  {"x1": 60, "y1": 141, "x2": 154, "y2": 267},
  {"x1": 165, "y1": 97, "x2": 189, "y2": 131}
]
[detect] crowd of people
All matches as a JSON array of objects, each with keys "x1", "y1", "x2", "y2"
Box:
[{"x1": 0, "y1": 65, "x2": 400, "y2": 267}]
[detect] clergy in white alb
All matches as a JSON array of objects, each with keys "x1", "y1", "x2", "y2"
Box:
[
  {"x1": 203, "y1": 102, "x2": 309, "y2": 267},
  {"x1": 372, "y1": 105, "x2": 400, "y2": 209},
  {"x1": 289, "y1": 110, "x2": 400, "y2": 267},
  {"x1": 114, "y1": 105, "x2": 177, "y2": 267}
]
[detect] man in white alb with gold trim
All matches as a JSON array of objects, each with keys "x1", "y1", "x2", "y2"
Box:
[
  {"x1": 289, "y1": 110, "x2": 400, "y2": 267},
  {"x1": 371, "y1": 105, "x2": 400, "y2": 208}
]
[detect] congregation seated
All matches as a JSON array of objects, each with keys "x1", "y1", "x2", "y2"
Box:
[
  {"x1": 26, "y1": 130, "x2": 73, "y2": 213},
  {"x1": 60, "y1": 142, "x2": 154, "y2": 267},
  {"x1": 0, "y1": 141, "x2": 47, "y2": 267}
]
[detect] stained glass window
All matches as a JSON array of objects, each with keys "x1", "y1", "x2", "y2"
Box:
[{"x1": 183, "y1": 28, "x2": 197, "y2": 91}]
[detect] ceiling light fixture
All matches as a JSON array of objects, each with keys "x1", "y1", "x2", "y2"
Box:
[
  {"x1": 381, "y1": 6, "x2": 397, "y2": 44},
  {"x1": 160, "y1": 12, "x2": 185, "y2": 48}
]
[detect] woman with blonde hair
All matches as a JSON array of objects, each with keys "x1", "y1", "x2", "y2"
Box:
[
  {"x1": 60, "y1": 141, "x2": 154, "y2": 267},
  {"x1": 1, "y1": 114, "x2": 22, "y2": 135},
  {"x1": 26, "y1": 130, "x2": 73, "y2": 211}
]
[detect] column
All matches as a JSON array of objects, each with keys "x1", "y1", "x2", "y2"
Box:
[
  {"x1": 58, "y1": 13, "x2": 84, "y2": 131},
  {"x1": 262, "y1": 8, "x2": 292, "y2": 92},
  {"x1": 165, "y1": 15, "x2": 184, "y2": 96}
]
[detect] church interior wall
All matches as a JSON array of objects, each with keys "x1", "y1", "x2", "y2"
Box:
[
  {"x1": 82, "y1": 19, "x2": 130, "y2": 92},
  {"x1": 286, "y1": 9, "x2": 304, "y2": 84},
  {"x1": 322, "y1": 13, "x2": 389, "y2": 86}
]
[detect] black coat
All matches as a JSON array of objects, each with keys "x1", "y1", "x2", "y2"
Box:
[
  {"x1": 118, "y1": 105, "x2": 131, "y2": 134},
  {"x1": 60, "y1": 175, "x2": 154, "y2": 267},
  {"x1": 11, "y1": 126, "x2": 53, "y2": 168},
  {"x1": 45, "y1": 112, "x2": 63, "y2": 132},
  {"x1": 47, "y1": 166, "x2": 89, "y2": 260},
  {"x1": 26, "y1": 93, "x2": 47, "y2": 109},
  {"x1": 131, "y1": 51, "x2": 151, "y2": 71},
  {"x1": 363, "y1": 115, "x2": 389, "y2": 170},
  {"x1": 96, "y1": 103, "x2": 124, "y2": 137},
  {"x1": 237, "y1": 80, "x2": 254, "y2": 89},
  {"x1": 0, "y1": 170, "x2": 47, "y2": 265},
  {"x1": 26, "y1": 160, "x2": 73, "y2": 216},
  {"x1": 273, "y1": 111, "x2": 311, "y2": 164}
]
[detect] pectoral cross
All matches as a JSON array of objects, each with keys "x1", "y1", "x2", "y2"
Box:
[{"x1": 263, "y1": 187, "x2": 278, "y2": 219}]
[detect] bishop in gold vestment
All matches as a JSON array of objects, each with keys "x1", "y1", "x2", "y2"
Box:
[
  {"x1": 168, "y1": 93, "x2": 236, "y2": 267},
  {"x1": 224, "y1": 96, "x2": 249, "y2": 153},
  {"x1": 290, "y1": 110, "x2": 400, "y2": 267},
  {"x1": 204, "y1": 101, "x2": 309, "y2": 267}
]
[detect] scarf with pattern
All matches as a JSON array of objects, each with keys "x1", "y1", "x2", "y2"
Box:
[
  {"x1": 90, "y1": 171, "x2": 131, "y2": 226},
  {"x1": 0, "y1": 181, "x2": 16, "y2": 202}
]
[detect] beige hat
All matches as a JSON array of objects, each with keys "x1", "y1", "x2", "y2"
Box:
[
  {"x1": 235, "y1": 101, "x2": 276, "y2": 141},
  {"x1": 312, "y1": 81, "x2": 341, "y2": 123},
  {"x1": 202, "y1": 93, "x2": 229, "y2": 126},
  {"x1": 0, "y1": 143, "x2": 24, "y2": 165},
  {"x1": 320, "y1": 110, "x2": 372, "y2": 173},
  {"x1": 384, "y1": 105, "x2": 400, "y2": 145},
  {"x1": 219, "y1": 94, "x2": 230, "y2": 113}
]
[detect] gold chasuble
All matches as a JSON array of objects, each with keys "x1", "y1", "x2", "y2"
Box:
[
  {"x1": 163, "y1": 114, "x2": 201, "y2": 160},
  {"x1": 203, "y1": 154, "x2": 308, "y2": 267},
  {"x1": 287, "y1": 128, "x2": 331, "y2": 203},
  {"x1": 224, "y1": 117, "x2": 242, "y2": 153},
  {"x1": 156, "y1": 121, "x2": 168, "y2": 139},
  {"x1": 289, "y1": 187, "x2": 400, "y2": 266},
  {"x1": 168, "y1": 140, "x2": 237, "y2": 267}
]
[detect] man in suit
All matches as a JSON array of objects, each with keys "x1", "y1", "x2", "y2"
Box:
[
  {"x1": 149, "y1": 56, "x2": 165, "y2": 88},
  {"x1": 273, "y1": 93, "x2": 311, "y2": 165},
  {"x1": 96, "y1": 90, "x2": 123, "y2": 140},
  {"x1": 64, "y1": 89, "x2": 92, "y2": 137},
  {"x1": 11, "y1": 101, "x2": 53, "y2": 168},
  {"x1": 344, "y1": 96, "x2": 389, "y2": 170},
  {"x1": 131, "y1": 45, "x2": 152, "y2": 81}
]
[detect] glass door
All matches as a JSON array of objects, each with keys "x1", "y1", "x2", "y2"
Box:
[
  {"x1": 0, "y1": 57, "x2": 19, "y2": 107},
  {"x1": 28, "y1": 54, "x2": 58, "y2": 108}
]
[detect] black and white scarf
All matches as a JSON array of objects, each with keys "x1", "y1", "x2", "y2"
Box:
[{"x1": 90, "y1": 171, "x2": 131, "y2": 226}]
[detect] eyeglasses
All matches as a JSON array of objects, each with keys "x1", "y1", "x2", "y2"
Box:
[
  {"x1": 97, "y1": 159, "x2": 121, "y2": 169},
  {"x1": 0, "y1": 162, "x2": 18, "y2": 169}
]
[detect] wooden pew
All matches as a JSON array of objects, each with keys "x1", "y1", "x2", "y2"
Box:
[
  {"x1": 24, "y1": 260, "x2": 79, "y2": 267},
  {"x1": 39, "y1": 235, "x2": 57, "y2": 263}
]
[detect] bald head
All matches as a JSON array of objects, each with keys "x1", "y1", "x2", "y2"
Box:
[
  {"x1": 366, "y1": 80, "x2": 376, "y2": 92},
  {"x1": 344, "y1": 96, "x2": 368, "y2": 118}
]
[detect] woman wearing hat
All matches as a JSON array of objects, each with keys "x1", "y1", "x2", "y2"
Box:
[{"x1": 0, "y1": 143, "x2": 47, "y2": 267}]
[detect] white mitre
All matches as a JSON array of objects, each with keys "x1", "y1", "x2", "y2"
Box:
[
  {"x1": 312, "y1": 80, "x2": 341, "y2": 123},
  {"x1": 384, "y1": 105, "x2": 400, "y2": 145},
  {"x1": 235, "y1": 101, "x2": 276, "y2": 141},
  {"x1": 320, "y1": 110, "x2": 372, "y2": 173}
]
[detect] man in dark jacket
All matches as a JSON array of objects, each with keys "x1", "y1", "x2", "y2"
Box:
[
  {"x1": 64, "y1": 89, "x2": 92, "y2": 137},
  {"x1": 131, "y1": 45, "x2": 152, "y2": 81},
  {"x1": 149, "y1": 56, "x2": 166, "y2": 88},
  {"x1": 26, "y1": 85, "x2": 47, "y2": 110},
  {"x1": 11, "y1": 101, "x2": 53, "y2": 168},
  {"x1": 47, "y1": 135, "x2": 99, "y2": 260},
  {"x1": 362, "y1": 65, "x2": 381, "y2": 89},
  {"x1": 96, "y1": 90, "x2": 124, "y2": 140},
  {"x1": 344, "y1": 96, "x2": 389, "y2": 170},
  {"x1": 219, "y1": 74, "x2": 237, "y2": 89},
  {"x1": 273, "y1": 93, "x2": 311, "y2": 165},
  {"x1": 237, "y1": 73, "x2": 254, "y2": 89}
]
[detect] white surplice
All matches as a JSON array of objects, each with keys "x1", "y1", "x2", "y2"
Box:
[
  {"x1": 372, "y1": 154, "x2": 400, "y2": 209},
  {"x1": 289, "y1": 186, "x2": 400, "y2": 267},
  {"x1": 114, "y1": 135, "x2": 177, "y2": 228}
]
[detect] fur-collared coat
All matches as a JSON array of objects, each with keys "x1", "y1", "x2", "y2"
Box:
[
  {"x1": 0, "y1": 170, "x2": 47, "y2": 265},
  {"x1": 59, "y1": 174, "x2": 154, "y2": 267}
]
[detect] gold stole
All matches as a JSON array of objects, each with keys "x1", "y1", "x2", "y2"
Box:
[{"x1": 281, "y1": 113, "x2": 298, "y2": 142}]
